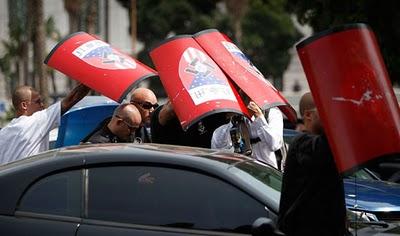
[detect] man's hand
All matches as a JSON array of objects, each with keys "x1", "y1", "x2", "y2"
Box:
[
  {"x1": 61, "y1": 83, "x2": 91, "y2": 115},
  {"x1": 247, "y1": 101, "x2": 263, "y2": 118}
]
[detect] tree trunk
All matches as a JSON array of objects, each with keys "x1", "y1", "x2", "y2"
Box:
[
  {"x1": 130, "y1": 0, "x2": 137, "y2": 57},
  {"x1": 86, "y1": 0, "x2": 98, "y2": 34},
  {"x1": 225, "y1": 0, "x2": 249, "y2": 46},
  {"x1": 31, "y1": 0, "x2": 48, "y2": 104}
]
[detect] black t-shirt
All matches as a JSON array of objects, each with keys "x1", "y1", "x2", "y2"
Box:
[
  {"x1": 150, "y1": 105, "x2": 227, "y2": 148},
  {"x1": 278, "y1": 133, "x2": 346, "y2": 236}
]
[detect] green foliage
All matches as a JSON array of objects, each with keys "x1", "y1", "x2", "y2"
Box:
[
  {"x1": 286, "y1": 0, "x2": 400, "y2": 86},
  {"x1": 116, "y1": 0, "x2": 301, "y2": 90},
  {"x1": 242, "y1": 0, "x2": 302, "y2": 85}
]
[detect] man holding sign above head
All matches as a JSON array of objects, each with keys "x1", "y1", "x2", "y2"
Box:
[
  {"x1": 211, "y1": 97, "x2": 284, "y2": 168},
  {"x1": 0, "y1": 83, "x2": 90, "y2": 165}
]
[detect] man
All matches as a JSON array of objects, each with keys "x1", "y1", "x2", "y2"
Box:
[
  {"x1": 85, "y1": 103, "x2": 142, "y2": 144},
  {"x1": 278, "y1": 92, "x2": 346, "y2": 235},
  {"x1": 0, "y1": 83, "x2": 90, "y2": 164},
  {"x1": 130, "y1": 88, "x2": 158, "y2": 143},
  {"x1": 211, "y1": 100, "x2": 284, "y2": 168},
  {"x1": 151, "y1": 100, "x2": 226, "y2": 148}
]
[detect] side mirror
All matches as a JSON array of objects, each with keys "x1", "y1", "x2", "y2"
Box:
[{"x1": 251, "y1": 217, "x2": 285, "y2": 236}]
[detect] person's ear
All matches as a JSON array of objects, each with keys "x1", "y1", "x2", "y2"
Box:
[{"x1": 20, "y1": 101, "x2": 29, "y2": 111}]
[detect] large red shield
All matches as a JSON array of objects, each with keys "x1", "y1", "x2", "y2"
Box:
[
  {"x1": 297, "y1": 23, "x2": 400, "y2": 173},
  {"x1": 150, "y1": 36, "x2": 247, "y2": 130},
  {"x1": 194, "y1": 29, "x2": 297, "y2": 123},
  {"x1": 45, "y1": 32, "x2": 157, "y2": 102}
]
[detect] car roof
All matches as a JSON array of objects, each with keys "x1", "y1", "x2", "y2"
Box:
[{"x1": 0, "y1": 143, "x2": 279, "y2": 215}]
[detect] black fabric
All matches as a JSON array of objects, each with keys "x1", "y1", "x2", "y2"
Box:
[
  {"x1": 81, "y1": 117, "x2": 112, "y2": 143},
  {"x1": 278, "y1": 133, "x2": 346, "y2": 236},
  {"x1": 150, "y1": 105, "x2": 227, "y2": 148},
  {"x1": 84, "y1": 123, "x2": 127, "y2": 144},
  {"x1": 250, "y1": 137, "x2": 261, "y2": 144},
  {"x1": 135, "y1": 126, "x2": 152, "y2": 143}
]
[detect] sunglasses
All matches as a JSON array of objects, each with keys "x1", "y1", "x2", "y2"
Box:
[
  {"x1": 116, "y1": 115, "x2": 138, "y2": 133},
  {"x1": 32, "y1": 98, "x2": 43, "y2": 105},
  {"x1": 131, "y1": 101, "x2": 159, "y2": 110}
]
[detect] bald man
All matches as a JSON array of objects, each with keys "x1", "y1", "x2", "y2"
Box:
[
  {"x1": 278, "y1": 92, "x2": 345, "y2": 235},
  {"x1": 130, "y1": 88, "x2": 158, "y2": 143},
  {"x1": 85, "y1": 104, "x2": 142, "y2": 143},
  {"x1": 0, "y1": 83, "x2": 90, "y2": 164}
]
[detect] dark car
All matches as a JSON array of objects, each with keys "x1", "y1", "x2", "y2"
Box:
[{"x1": 0, "y1": 143, "x2": 282, "y2": 236}]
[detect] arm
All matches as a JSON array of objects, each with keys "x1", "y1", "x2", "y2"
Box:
[
  {"x1": 253, "y1": 107, "x2": 284, "y2": 151},
  {"x1": 158, "y1": 101, "x2": 176, "y2": 126},
  {"x1": 211, "y1": 122, "x2": 234, "y2": 150},
  {"x1": 61, "y1": 83, "x2": 91, "y2": 115}
]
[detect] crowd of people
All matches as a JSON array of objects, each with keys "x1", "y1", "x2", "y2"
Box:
[{"x1": 0, "y1": 81, "x2": 346, "y2": 235}]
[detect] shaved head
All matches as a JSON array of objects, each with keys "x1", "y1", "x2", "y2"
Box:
[
  {"x1": 130, "y1": 87, "x2": 157, "y2": 103},
  {"x1": 299, "y1": 92, "x2": 315, "y2": 118},
  {"x1": 12, "y1": 86, "x2": 44, "y2": 117},
  {"x1": 113, "y1": 103, "x2": 141, "y2": 123},
  {"x1": 12, "y1": 86, "x2": 35, "y2": 109},
  {"x1": 130, "y1": 87, "x2": 158, "y2": 125}
]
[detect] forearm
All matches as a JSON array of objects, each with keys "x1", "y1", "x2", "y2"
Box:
[
  {"x1": 255, "y1": 107, "x2": 284, "y2": 151},
  {"x1": 61, "y1": 83, "x2": 90, "y2": 115}
]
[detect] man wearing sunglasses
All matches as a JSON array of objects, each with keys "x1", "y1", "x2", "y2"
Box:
[
  {"x1": 130, "y1": 88, "x2": 158, "y2": 143},
  {"x1": 0, "y1": 83, "x2": 90, "y2": 165},
  {"x1": 84, "y1": 103, "x2": 142, "y2": 144}
]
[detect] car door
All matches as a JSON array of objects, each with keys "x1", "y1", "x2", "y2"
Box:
[
  {"x1": 77, "y1": 165, "x2": 271, "y2": 236},
  {"x1": 0, "y1": 169, "x2": 82, "y2": 236}
]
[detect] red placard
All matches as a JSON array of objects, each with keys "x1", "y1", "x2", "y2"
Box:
[
  {"x1": 150, "y1": 35, "x2": 247, "y2": 130},
  {"x1": 45, "y1": 32, "x2": 157, "y2": 102},
  {"x1": 297, "y1": 24, "x2": 400, "y2": 173},
  {"x1": 194, "y1": 29, "x2": 297, "y2": 123}
]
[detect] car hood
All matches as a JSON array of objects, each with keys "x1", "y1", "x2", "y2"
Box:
[{"x1": 344, "y1": 179, "x2": 400, "y2": 212}]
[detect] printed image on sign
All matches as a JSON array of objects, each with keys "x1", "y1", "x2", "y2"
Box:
[
  {"x1": 72, "y1": 40, "x2": 137, "y2": 70},
  {"x1": 221, "y1": 41, "x2": 275, "y2": 89},
  {"x1": 178, "y1": 47, "x2": 236, "y2": 105}
]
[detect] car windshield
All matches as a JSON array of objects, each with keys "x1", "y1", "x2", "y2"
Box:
[
  {"x1": 226, "y1": 160, "x2": 282, "y2": 209},
  {"x1": 345, "y1": 168, "x2": 377, "y2": 180}
]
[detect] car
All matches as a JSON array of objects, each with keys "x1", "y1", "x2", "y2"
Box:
[
  {"x1": 49, "y1": 98, "x2": 400, "y2": 234},
  {"x1": 0, "y1": 143, "x2": 282, "y2": 236}
]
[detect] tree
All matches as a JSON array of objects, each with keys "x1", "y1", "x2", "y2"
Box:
[
  {"x1": 286, "y1": 0, "x2": 400, "y2": 86},
  {"x1": 225, "y1": 0, "x2": 249, "y2": 46},
  {"x1": 30, "y1": 0, "x2": 48, "y2": 104},
  {"x1": 116, "y1": 0, "x2": 300, "y2": 92},
  {"x1": 241, "y1": 0, "x2": 301, "y2": 90}
]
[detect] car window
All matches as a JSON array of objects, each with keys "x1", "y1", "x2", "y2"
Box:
[
  {"x1": 18, "y1": 170, "x2": 82, "y2": 217},
  {"x1": 88, "y1": 166, "x2": 268, "y2": 233}
]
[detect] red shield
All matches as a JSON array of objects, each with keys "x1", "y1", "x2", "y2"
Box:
[
  {"x1": 194, "y1": 29, "x2": 297, "y2": 123},
  {"x1": 150, "y1": 36, "x2": 247, "y2": 130},
  {"x1": 45, "y1": 32, "x2": 157, "y2": 102},
  {"x1": 297, "y1": 24, "x2": 400, "y2": 173}
]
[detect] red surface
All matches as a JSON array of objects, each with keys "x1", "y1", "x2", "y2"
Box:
[
  {"x1": 150, "y1": 36, "x2": 247, "y2": 130},
  {"x1": 46, "y1": 32, "x2": 157, "y2": 102},
  {"x1": 194, "y1": 30, "x2": 297, "y2": 123},
  {"x1": 297, "y1": 26, "x2": 400, "y2": 173}
]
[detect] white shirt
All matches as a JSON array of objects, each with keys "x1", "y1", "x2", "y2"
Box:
[
  {"x1": 211, "y1": 107, "x2": 283, "y2": 168},
  {"x1": 0, "y1": 102, "x2": 61, "y2": 165}
]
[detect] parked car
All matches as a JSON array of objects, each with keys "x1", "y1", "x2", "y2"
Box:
[
  {"x1": 47, "y1": 98, "x2": 400, "y2": 235},
  {"x1": 0, "y1": 143, "x2": 281, "y2": 236}
]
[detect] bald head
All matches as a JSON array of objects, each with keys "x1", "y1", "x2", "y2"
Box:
[
  {"x1": 131, "y1": 88, "x2": 157, "y2": 103},
  {"x1": 108, "y1": 104, "x2": 142, "y2": 141},
  {"x1": 113, "y1": 104, "x2": 141, "y2": 122},
  {"x1": 12, "y1": 86, "x2": 35, "y2": 109},
  {"x1": 299, "y1": 92, "x2": 315, "y2": 118},
  {"x1": 130, "y1": 88, "x2": 158, "y2": 125},
  {"x1": 12, "y1": 86, "x2": 44, "y2": 117}
]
